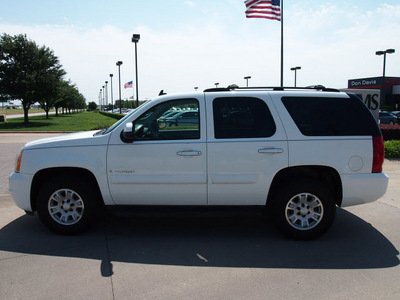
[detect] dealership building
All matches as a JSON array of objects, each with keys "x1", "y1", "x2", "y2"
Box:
[{"x1": 347, "y1": 76, "x2": 400, "y2": 109}]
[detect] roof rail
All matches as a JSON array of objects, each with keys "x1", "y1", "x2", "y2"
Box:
[
  {"x1": 203, "y1": 85, "x2": 340, "y2": 93},
  {"x1": 203, "y1": 87, "x2": 231, "y2": 92}
]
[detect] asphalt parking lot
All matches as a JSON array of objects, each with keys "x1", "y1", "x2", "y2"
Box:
[{"x1": 1, "y1": 133, "x2": 399, "y2": 299}]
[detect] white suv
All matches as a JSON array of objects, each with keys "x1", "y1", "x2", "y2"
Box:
[{"x1": 9, "y1": 87, "x2": 389, "y2": 239}]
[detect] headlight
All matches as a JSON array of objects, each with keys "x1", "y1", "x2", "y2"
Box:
[{"x1": 15, "y1": 148, "x2": 24, "y2": 173}]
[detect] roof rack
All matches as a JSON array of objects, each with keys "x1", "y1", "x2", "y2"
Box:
[
  {"x1": 203, "y1": 87, "x2": 231, "y2": 92},
  {"x1": 203, "y1": 85, "x2": 340, "y2": 93}
]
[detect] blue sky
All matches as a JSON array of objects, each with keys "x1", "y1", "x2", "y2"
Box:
[{"x1": 1, "y1": 0, "x2": 400, "y2": 103}]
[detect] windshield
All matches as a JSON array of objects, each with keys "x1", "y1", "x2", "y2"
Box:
[
  {"x1": 101, "y1": 109, "x2": 136, "y2": 135},
  {"x1": 101, "y1": 100, "x2": 153, "y2": 134}
]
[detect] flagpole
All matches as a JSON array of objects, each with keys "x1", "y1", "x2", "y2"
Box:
[
  {"x1": 280, "y1": 0, "x2": 284, "y2": 87},
  {"x1": 244, "y1": 0, "x2": 284, "y2": 86}
]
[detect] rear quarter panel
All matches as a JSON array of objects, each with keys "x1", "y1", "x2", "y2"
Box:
[{"x1": 270, "y1": 91, "x2": 374, "y2": 174}]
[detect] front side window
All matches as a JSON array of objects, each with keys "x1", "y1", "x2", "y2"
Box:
[
  {"x1": 213, "y1": 97, "x2": 276, "y2": 139},
  {"x1": 134, "y1": 98, "x2": 200, "y2": 140}
]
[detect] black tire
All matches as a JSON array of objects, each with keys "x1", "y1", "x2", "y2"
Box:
[
  {"x1": 271, "y1": 179, "x2": 336, "y2": 240},
  {"x1": 36, "y1": 176, "x2": 99, "y2": 235}
]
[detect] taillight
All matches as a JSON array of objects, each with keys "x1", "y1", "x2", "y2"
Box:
[{"x1": 372, "y1": 136, "x2": 384, "y2": 173}]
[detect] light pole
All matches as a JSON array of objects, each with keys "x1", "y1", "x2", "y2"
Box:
[
  {"x1": 215, "y1": 83, "x2": 219, "y2": 88},
  {"x1": 99, "y1": 89, "x2": 102, "y2": 111},
  {"x1": 105, "y1": 81, "x2": 108, "y2": 109},
  {"x1": 290, "y1": 66, "x2": 301, "y2": 87},
  {"x1": 194, "y1": 87, "x2": 198, "y2": 91},
  {"x1": 116, "y1": 61, "x2": 123, "y2": 114},
  {"x1": 244, "y1": 76, "x2": 251, "y2": 87},
  {"x1": 102, "y1": 85, "x2": 105, "y2": 111},
  {"x1": 132, "y1": 34, "x2": 140, "y2": 108},
  {"x1": 109, "y1": 74, "x2": 114, "y2": 110},
  {"x1": 376, "y1": 49, "x2": 395, "y2": 105}
]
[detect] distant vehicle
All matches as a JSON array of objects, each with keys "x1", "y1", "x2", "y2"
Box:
[
  {"x1": 158, "y1": 110, "x2": 181, "y2": 121},
  {"x1": 165, "y1": 111, "x2": 199, "y2": 127},
  {"x1": 379, "y1": 112, "x2": 397, "y2": 124},
  {"x1": 391, "y1": 111, "x2": 400, "y2": 123}
]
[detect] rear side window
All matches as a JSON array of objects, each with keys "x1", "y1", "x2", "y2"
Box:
[
  {"x1": 282, "y1": 95, "x2": 381, "y2": 136},
  {"x1": 213, "y1": 97, "x2": 276, "y2": 139}
]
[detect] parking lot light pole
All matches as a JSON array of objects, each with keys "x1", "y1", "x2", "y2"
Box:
[
  {"x1": 290, "y1": 66, "x2": 301, "y2": 87},
  {"x1": 376, "y1": 49, "x2": 395, "y2": 105},
  {"x1": 132, "y1": 34, "x2": 140, "y2": 108},
  {"x1": 376, "y1": 49, "x2": 395, "y2": 78},
  {"x1": 102, "y1": 86, "x2": 105, "y2": 111},
  {"x1": 105, "y1": 81, "x2": 108, "y2": 109},
  {"x1": 215, "y1": 83, "x2": 219, "y2": 88},
  {"x1": 109, "y1": 74, "x2": 114, "y2": 110},
  {"x1": 244, "y1": 76, "x2": 251, "y2": 87},
  {"x1": 99, "y1": 89, "x2": 102, "y2": 111},
  {"x1": 116, "y1": 61, "x2": 123, "y2": 114}
]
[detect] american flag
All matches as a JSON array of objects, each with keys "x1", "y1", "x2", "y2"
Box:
[
  {"x1": 244, "y1": 0, "x2": 281, "y2": 21},
  {"x1": 124, "y1": 81, "x2": 133, "y2": 89}
]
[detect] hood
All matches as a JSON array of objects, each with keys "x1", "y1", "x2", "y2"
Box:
[{"x1": 24, "y1": 130, "x2": 109, "y2": 150}]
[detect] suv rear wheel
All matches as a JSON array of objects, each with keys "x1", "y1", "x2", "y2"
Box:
[
  {"x1": 36, "y1": 176, "x2": 99, "y2": 235},
  {"x1": 271, "y1": 179, "x2": 336, "y2": 240}
]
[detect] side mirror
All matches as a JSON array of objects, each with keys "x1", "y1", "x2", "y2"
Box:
[{"x1": 120, "y1": 122, "x2": 134, "y2": 143}]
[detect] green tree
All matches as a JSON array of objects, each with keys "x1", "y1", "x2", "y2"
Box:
[
  {"x1": 36, "y1": 46, "x2": 66, "y2": 118},
  {"x1": 56, "y1": 80, "x2": 73, "y2": 115},
  {"x1": 87, "y1": 101, "x2": 98, "y2": 111},
  {"x1": 57, "y1": 80, "x2": 86, "y2": 114},
  {"x1": 0, "y1": 33, "x2": 65, "y2": 123}
]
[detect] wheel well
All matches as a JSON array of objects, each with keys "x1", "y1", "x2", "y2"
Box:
[
  {"x1": 267, "y1": 166, "x2": 343, "y2": 207},
  {"x1": 30, "y1": 167, "x2": 104, "y2": 212}
]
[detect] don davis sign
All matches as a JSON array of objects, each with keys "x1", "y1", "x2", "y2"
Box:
[
  {"x1": 340, "y1": 89, "x2": 380, "y2": 121},
  {"x1": 349, "y1": 79, "x2": 380, "y2": 88}
]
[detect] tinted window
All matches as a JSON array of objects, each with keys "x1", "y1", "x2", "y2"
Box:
[
  {"x1": 213, "y1": 97, "x2": 276, "y2": 139},
  {"x1": 282, "y1": 95, "x2": 381, "y2": 136},
  {"x1": 134, "y1": 98, "x2": 200, "y2": 140}
]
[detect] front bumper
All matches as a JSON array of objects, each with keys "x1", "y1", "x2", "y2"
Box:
[{"x1": 9, "y1": 172, "x2": 34, "y2": 212}]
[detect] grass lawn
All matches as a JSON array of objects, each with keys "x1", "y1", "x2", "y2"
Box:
[
  {"x1": 0, "y1": 111, "x2": 118, "y2": 132},
  {"x1": 0, "y1": 108, "x2": 56, "y2": 115}
]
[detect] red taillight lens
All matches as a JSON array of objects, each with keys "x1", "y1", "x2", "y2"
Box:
[{"x1": 372, "y1": 136, "x2": 384, "y2": 173}]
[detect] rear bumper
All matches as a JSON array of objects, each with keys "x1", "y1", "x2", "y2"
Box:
[
  {"x1": 9, "y1": 172, "x2": 34, "y2": 212},
  {"x1": 341, "y1": 172, "x2": 389, "y2": 207}
]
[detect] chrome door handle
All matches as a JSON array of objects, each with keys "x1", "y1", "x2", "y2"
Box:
[
  {"x1": 258, "y1": 148, "x2": 284, "y2": 154},
  {"x1": 177, "y1": 150, "x2": 202, "y2": 156}
]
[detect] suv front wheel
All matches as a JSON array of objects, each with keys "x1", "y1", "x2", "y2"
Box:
[
  {"x1": 271, "y1": 179, "x2": 336, "y2": 240},
  {"x1": 36, "y1": 176, "x2": 99, "y2": 235}
]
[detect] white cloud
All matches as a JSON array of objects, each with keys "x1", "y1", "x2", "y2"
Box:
[
  {"x1": 284, "y1": 3, "x2": 400, "y2": 87},
  {"x1": 184, "y1": 1, "x2": 196, "y2": 7},
  {"x1": 1, "y1": 3, "x2": 399, "y2": 104}
]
